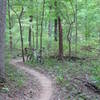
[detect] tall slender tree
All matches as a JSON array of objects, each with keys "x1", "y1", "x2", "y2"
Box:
[
  {"x1": 28, "y1": 15, "x2": 33, "y2": 48},
  {"x1": 0, "y1": 0, "x2": 6, "y2": 82},
  {"x1": 18, "y1": 7, "x2": 25, "y2": 62},
  {"x1": 54, "y1": 0, "x2": 58, "y2": 41},
  {"x1": 48, "y1": 5, "x2": 52, "y2": 49},
  {"x1": 54, "y1": 19, "x2": 57, "y2": 41},
  {"x1": 58, "y1": 17, "x2": 63, "y2": 59},
  {"x1": 75, "y1": 0, "x2": 78, "y2": 54},
  {"x1": 40, "y1": 0, "x2": 45, "y2": 59},
  {"x1": 85, "y1": 0, "x2": 89, "y2": 41},
  {"x1": 36, "y1": 0, "x2": 39, "y2": 50},
  {"x1": 8, "y1": 0, "x2": 12, "y2": 50},
  {"x1": 11, "y1": 6, "x2": 25, "y2": 62},
  {"x1": 54, "y1": 0, "x2": 63, "y2": 59}
]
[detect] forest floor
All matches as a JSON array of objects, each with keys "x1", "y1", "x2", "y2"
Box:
[
  {"x1": 0, "y1": 58, "x2": 56, "y2": 100},
  {"x1": 26, "y1": 53, "x2": 100, "y2": 100},
  {"x1": 1, "y1": 46, "x2": 100, "y2": 100}
]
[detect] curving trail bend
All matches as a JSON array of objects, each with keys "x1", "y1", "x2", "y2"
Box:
[{"x1": 10, "y1": 58, "x2": 54, "y2": 100}]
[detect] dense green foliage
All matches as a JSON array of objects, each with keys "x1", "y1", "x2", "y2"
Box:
[
  {"x1": 6, "y1": 0, "x2": 100, "y2": 47},
  {"x1": 4, "y1": 0, "x2": 100, "y2": 99}
]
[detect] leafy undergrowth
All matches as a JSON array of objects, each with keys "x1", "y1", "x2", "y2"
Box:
[
  {"x1": 27, "y1": 52, "x2": 100, "y2": 99},
  {"x1": 0, "y1": 49, "x2": 41, "y2": 100},
  {"x1": 0, "y1": 50, "x2": 25, "y2": 94}
]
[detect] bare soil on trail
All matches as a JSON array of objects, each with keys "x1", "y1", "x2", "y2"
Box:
[
  {"x1": 0, "y1": 73, "x2": 41, "y2": 100},
  {"x1": 0, "y1": 58, "x2": 55, "y2": 100}
]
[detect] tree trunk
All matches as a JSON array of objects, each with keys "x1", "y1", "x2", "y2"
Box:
[
  {"x1": 54, "y1": 0, "x2": 58, "y2": 41},
  {"x1": 28, "y1": 16, "x2": 33, "y2": 48},
  {"x1": 54, "y1": 19, "x2": 57, "y2": 41},
  {"x1": 0, "y1": 0, "x2": 6, "y2": 82},
  {"x1": 36, "y1": 0, "x2": 39, "y2": 50},
  {"x1": 36, "y1": 17, "x2": 39, "y2": 50},
  {"x1": 40, "y1": 0, "x2": 45, "y2": 59},
  {"x1": 29, "y1": 27, "x2": 31, "y2": 48},
  {"x1": 48, "y1": 5, "x2": 52, "y2": 49},
  {"x1": 75, "y1": 0, "x2": 78, "y2": 55},
  {"x1": 67, "y1": 23, "x2": 72, "y2": 59},
  {"x1": 18, "y1": 7, "x2": 25, "y2": 62},
  {"x1": 8, "y1": 0, "x2": 12, "y2": 50},
  {"x1": 10, "y1": 6, "x2": 25, "y2": 62},
  {"x1": 18, "y1": 18, "x2": 25, "y2": 62},
  {"x1": 58, "y1": 17, "x2": 63, "y2": 60}
]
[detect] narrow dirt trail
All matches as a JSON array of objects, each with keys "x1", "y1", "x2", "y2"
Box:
[{"x1": 10, "y1": 58, "x2": 54, "y2": 100}]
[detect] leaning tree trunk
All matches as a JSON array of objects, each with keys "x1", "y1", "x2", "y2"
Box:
[
  {"x1": 0, "y1": 0, "x2": 6, "y2": 82},
  {"x1": 58, "y1": 17, "x2": 63, "y2": 60},
  {"x1": 18, "y1": 18, "x2": 25, "y2": 62},
  {"x1": 10, "y1": 6, "x2": 25, "y2": 62},
  {"x1": 18, "y1": 7, "x2": 25, "y2": 62}
]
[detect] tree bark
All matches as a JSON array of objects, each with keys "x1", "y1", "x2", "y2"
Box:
[
  {"x1": 54, "y1": 19, "x2": 57, "y2": 41},
  {"x1": 36, "y1": 0, "x2": 39, "y2": 50},
  {"x1": 75, "y1": 0, "x2": 78, "y2": 55},
  {"x1": 8, "y1": 0, "x2": 12, "y2": 50},
  {"x1": 10, "y1": 6, "x2": 25, "y2": 62},
  {"x1": 18, "y1": 7, "x2": 25, "y2": 62},
  {"x1": 54, "y1": 0, "x2": 58, "y2": 41},
  {"x1": 67, "y1": 23, "x2": 73, "y2": 58},
  {"x1": 58, "y1": 17, "x2": 63, "y2": 59},
  {"x1": 0, "y1": 0, "x2": 6, "y2": 82},
  {"x1": 28, "y1": 15, "x2": 33, "y2": 48},
  {"x1": 40, "y1": 0, "x2": 45, "y2": 59},
  {"x1": 48, "y1": 5, "x2": 52, "y2": 49}
]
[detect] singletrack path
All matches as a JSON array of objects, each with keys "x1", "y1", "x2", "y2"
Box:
[{"x1": 10, "y1": 58, "x2": 54, "y2": 100}]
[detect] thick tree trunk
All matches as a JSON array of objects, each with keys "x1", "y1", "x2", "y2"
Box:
[
  {"x1": 0, "y1": 0, "x2": 6, "y2": 82},
  {"x1": 58, "y1": 17, "x2": 63, "y2": 59}
]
